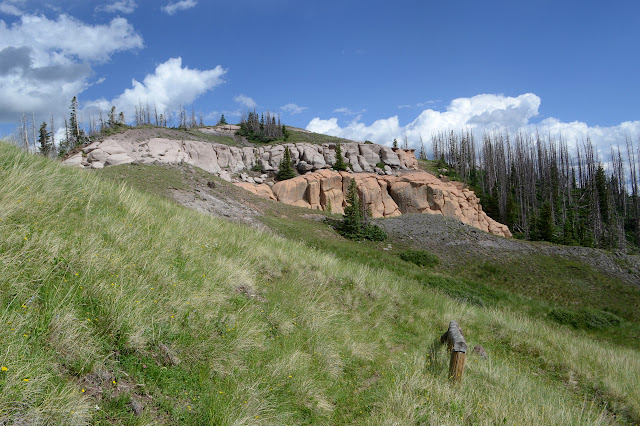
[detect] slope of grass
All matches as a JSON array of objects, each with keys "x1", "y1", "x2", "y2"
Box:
[{"x1": 1, "y1": 142, "x2": 639, "y2": 424}]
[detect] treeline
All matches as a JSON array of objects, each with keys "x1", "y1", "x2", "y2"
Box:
[
  {"x1": 431, "y1": 130, "x2": 640, "y2": 250},
  {"x1": 17, "y1": 97, "x2": 214, "y2": 157},
  {"x1": 237, "y1": 110, "x2": 287, "y2": 143}
]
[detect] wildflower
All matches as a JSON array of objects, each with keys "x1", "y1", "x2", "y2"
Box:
[
  {"x1": 81, "y1": 389, "x2": 85, "y2": 393},
  {"x1": 1, "y1": 366, "x2": 7, "y2": 371},
  {"x1": 24, "y1": 378, "x2": 29, "y2": 382}
]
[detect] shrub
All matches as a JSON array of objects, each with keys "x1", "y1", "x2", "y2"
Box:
[
  {"x1": 549, "y1": 308, "x2": 622, "y2": 330},
  {"x1": 361, "y1": 224, "x2": 387, "y2": 241},
  {"x1": 399, "y1": 250, "x2": 439, "y2": 268},
  {"x1": 375, "y1": 162, "x2": 386, "y2": 169}
]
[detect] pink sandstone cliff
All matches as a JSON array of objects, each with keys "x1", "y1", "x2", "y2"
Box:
[{"x1": 236, "y1": 170, "x2": 512, "y2": 238}]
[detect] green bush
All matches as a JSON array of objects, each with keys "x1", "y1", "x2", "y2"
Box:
[
  {"x1": 399, "y1": 250, "x2": 439, "y2": 268},
  {"x1": 361, "y1": 224, "x2": 387, "y2": 241},
  {"x1": 375, "y1": 162, "x2": 386, "y2": 169},
  {"x1": 549, "y1": 308, "x2": 622, "y2": 330}
]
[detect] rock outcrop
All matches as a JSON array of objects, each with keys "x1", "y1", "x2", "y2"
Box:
[
  {"x1": 236, "y1": 170, "x2": 512, "y2": 238},
  {"x1": 63, "y1": 134, "x2": 418, "y2": 175},
  {"x1": 62, "y1": 129, "x2": 510, "y2": 237}
]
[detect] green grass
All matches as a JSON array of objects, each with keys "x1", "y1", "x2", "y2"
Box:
[{"x1": 1, "y1": 142, "x2": 640, "y2": 424}]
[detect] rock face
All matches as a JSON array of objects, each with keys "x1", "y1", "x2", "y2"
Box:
[
  {"x1": 62, "y1": 130, "x2": 510, "y2": 237},
  {"x1": 63, "y1": 134, "x2": 419, "y2": 175},
  {"x1": 237, "y1": 170, "x2": 512, "y2": 238}
]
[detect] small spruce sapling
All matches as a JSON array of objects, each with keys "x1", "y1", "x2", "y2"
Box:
[
  {"x1": 277, "y1": 146, "x2": 296, "y2": 181},
  {"x1": 333, "y1": 143, "x2": 348, "y2": 172}
]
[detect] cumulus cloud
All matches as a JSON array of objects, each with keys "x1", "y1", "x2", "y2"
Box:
[
  {"x1": 97, "y1": 0, "x2": 137, "y2": 14},
  {"x1": 0, "y1": 0, "x2": 24, "y2": 16},
  {"x1": 281, "y1": 103, "x2": 307, "y2": 114},
  {"x1": 307, "y1": 93, "x2": 640, "y2": 155},
  {"x1": 87, "y1": 57, "x2": 225, "y2": 121},
  {"x1": 161, "y1": 0, "x2": 197, "y2": 15},
  {"x1": 234, "y1": 94, "x2": 257, "y2": 109},
  {"x1": 0, "y1": 13, "x2": 143, "y2": 121}
]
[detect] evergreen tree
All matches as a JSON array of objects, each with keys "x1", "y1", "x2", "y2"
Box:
[
  {"x1": 66, "y1": 96, "x2": 86, "y2": 149},
  {"x1": 392, "y1": 138, "x2": 398, "y2": 149},
  {"x1": 38, "y1": 122, "x2": 52, "y2": 157},
  {"x1": 337, "y1": 178, "x2": 387, "y2": 241},
  {"x1": 108, "y1": 106, "x2": 117, "y2": 128},
  {"x1": 340, "y1": 179, "x2": 363, "y2": 238},
  {"x1": 277, "y1": 147, "x2": 296, "y2": 181},
  {"x1": 218, "y1": 114, "x2": 227, "y2": 125},
  {"x1": 333, "y1": 143, "x2": 348, "y2": 171},
  {"x1": 419, "y1": 141, "x2": 428, "y2": 160}
]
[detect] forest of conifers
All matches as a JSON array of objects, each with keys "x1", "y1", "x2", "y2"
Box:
[{"x1": 431, "y1": 130, "x2": 640, "y2": 251}]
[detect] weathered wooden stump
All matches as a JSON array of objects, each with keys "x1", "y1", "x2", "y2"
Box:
[{"x1": 440, "y1": 320, "x2": 467, "y2": 384}]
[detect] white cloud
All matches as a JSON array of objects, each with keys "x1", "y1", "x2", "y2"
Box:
[
  {"x1": 0, "y1": 0, "x2": 24, "y2": 16},
  {"x1": 97, "y1": 0, "x2": 137, "y2": 14},
  {"x1": 88, "y1": 57, "x2": 225, "y2": 121},
  {"x1": 234, "y1": 94, "x2": 257, "y2": 109},
  {"x1": 0, "y1": 13, "x2": 143, "y2": 122},
  {"x1": 161, "y1": 0, "x2": 197, "y2": 15},
  {"x1": 0, "y1": 14, "x2": 143, "y2": 62},
  {"x1": 333, "y1": 107, "x2": 366, "y2": 116},
  {"x1": 307, "y1": 93, "x2": 640, "y2": 156},
  {"x1": 281, "y1": 103, "x2": 307, "y2": 114}
]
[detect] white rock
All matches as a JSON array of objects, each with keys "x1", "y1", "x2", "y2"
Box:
[
  {"x1": 63, "y1": 153, "x2": 84, "y2": 167},
  {"x1": 219, "y1": 170, "x2": 232, "y2": 182},
  {"x1": 380, "y1": 146, "x2": 402, "y2": 167},
  {"x1": 82, "y1": 141, "x2": 101, "y2": 153},
  {"x1": 87, "y1": 149, "x2": 109, "y2": 163},
  {"x1": 105, "y1": 153, "x2": 133, "y2": 166}
]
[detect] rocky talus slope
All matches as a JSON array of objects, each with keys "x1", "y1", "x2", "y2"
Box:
[{"x1": 63, "y1": 129, "x2": 510, "y2": 237}]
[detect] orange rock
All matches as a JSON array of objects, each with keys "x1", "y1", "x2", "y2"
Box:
[
  {"x1": 237, "y1": 169, "x2": 512, "y2": 237},
  {"x1": 234, "y1": 183, "x2": 276, "y2": 200}
]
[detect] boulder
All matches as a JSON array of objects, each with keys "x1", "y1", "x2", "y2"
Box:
[
  {"x1": 297, "y1": 161, "x2": 313, "y2": 173},
  {"x1": 62, "y1": 153, "x2": 84, "y2": 167},
  {"x1": 379, "y1": 146, "x2": 402, "y2": 168},
  {"x1": 105, "y1": 153, "x2": 133, "y2": 166},
  {"x1": 234, "y1": 182, "x2": 276, "y2": 200}
]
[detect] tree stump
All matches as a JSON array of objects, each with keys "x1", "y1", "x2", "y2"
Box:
[{"x1": 440, "y1": 320, "x2": 467, "y2": 384}]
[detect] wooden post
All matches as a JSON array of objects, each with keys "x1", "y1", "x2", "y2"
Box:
[{"x1": 440, "y1": 320, "x2": 467, "y2": 384}]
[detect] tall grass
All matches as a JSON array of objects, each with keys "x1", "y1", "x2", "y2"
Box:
[{"x1": 1, "y1": 142, "x2": 638, "y2": 424}]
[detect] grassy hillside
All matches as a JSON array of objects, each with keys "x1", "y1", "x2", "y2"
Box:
[{"x1": 1, "y1": 142, "x2": 639, "y2": 424}]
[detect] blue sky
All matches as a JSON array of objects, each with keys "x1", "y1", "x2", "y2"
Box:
[{"x1": 1, "y1": 0, "x2": 639, "y2": 152}]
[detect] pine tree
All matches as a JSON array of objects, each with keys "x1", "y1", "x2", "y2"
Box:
[
  {"x1": 108, "y1": 106, "x2": 117, "y2": 128},
  {"x1": 392, "y1": 138, "x2": 398, "y2": 149},
  {"x1": 38, "y1": 122, "x2": 52, "y2": 157},
  {"x1": 338, "y1": 178, "x2": 388, "y2": 241},
  {"x1": 341, "y1": 179, "x2": 362, "y2": 238},
  {"x1": 218, "y1": 114, "x2": 227, "y2": 125},
  {"x1": 277, "y1": 147, "x2": 296, "y2": 180},
  {"x1": 67, "y1": 96, "x2": 85, "y2": 148},
  {"x1": 333, "y1": 143, "x2": 348, "y2": 171}
]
